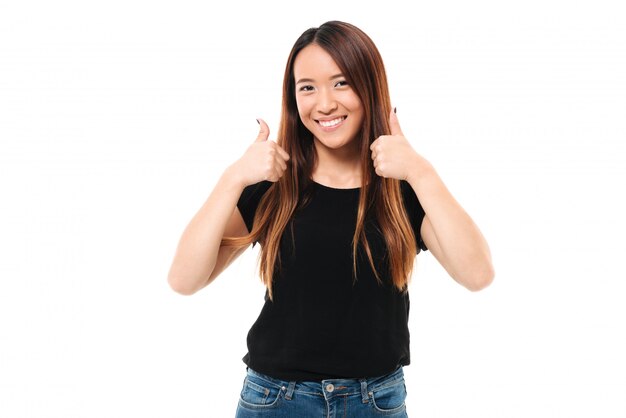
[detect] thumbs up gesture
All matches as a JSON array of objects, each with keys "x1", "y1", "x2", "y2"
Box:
[
  {"x1": 233, "y1": 119, "x2": 290, "y2": 187},
  {"x1": 370, "y1": 108, "x2": 425, "y2": 182}
]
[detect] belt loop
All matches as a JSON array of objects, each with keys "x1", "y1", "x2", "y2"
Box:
[
  {"x1": 360, "y1": 378, "x2": 369, "y2": 403},
  {"x1": 284, "y1": 381, "x2": 296, "y2": 400}
]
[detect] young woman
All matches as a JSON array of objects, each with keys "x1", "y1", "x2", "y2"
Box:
[{"x1": 168, "y1": 20, "x2": 494, "y2": 418}]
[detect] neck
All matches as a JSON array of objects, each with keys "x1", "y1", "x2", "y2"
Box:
[{"x1": 311, "y1": 139, "x2": 362, "y2": 188}]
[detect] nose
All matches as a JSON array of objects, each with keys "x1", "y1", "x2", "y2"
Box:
[{"x1": 316, "y1": 88, "x2": 338, "y2": 114}]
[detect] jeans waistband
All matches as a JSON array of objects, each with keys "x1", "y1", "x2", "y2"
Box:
[{"x1": 245, "y1": 367, "x2": 405, "y2": 402}]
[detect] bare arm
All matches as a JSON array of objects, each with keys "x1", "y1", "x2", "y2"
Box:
[
  {"x1": 167, "y1": 166, "x2": 249, "y2": 295},
  {"x1": 370, "y1": 109, "x2": 493, "y2": 291},
  {"x1": 167, "y1": 119, "x2": 289, "y2": 295},
  {"x1": 410, "y1": 164, "x2": 494, "y2": 291}
]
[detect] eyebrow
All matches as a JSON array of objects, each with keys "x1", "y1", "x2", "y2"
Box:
[{"x1": 295, "y1": 73, "x2": 344, "y2": 85}]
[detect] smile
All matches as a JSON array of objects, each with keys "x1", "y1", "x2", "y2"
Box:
[{"x1": 315, "y1": 116, "x2": 346, "y2": 130}]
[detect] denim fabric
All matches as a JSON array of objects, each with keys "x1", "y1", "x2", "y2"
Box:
[{"x1": 235, "y1": 366, "x2": 408, "y2": 417}]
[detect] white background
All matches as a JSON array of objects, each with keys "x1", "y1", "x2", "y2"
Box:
[{"x1": 1, "y1": 0, "x2": 624, "y2": 417}]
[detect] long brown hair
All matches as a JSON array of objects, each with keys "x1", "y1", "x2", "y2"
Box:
[{"x1": 222, "y1": 21, "x2": 418, "y2": 300}]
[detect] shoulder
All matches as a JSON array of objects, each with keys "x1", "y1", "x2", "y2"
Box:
[
  {"x1": 240, "y1": 180, "x2": 273, "y2": 202},
  {"x1": 398, "y1": 180, "x2": 426, "y2": 222},
  {"x1": 247, "y1": 180, "x2": 274, "y2": 193},
  {"x1": 399, "y1": 180, "x2": 417, "y2": 204}
]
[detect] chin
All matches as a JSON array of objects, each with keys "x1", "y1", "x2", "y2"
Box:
[{"x1": 314, "y1": 137, "x2": 353, "y2": 150}]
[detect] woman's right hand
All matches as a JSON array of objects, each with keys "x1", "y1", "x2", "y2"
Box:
[{"x1": 231, "y1": 119, "x2": 290, "y2": 187}]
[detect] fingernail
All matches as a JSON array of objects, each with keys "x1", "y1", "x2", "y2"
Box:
[
  {"x1": 393, "y1": 107, "x2": 397, "y2": 114},
  {"x1": 256, "y1": 119, "x2": 260, "y2": 124}
]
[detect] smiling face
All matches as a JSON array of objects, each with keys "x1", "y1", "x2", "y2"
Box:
[{"x1": 293, "y1": 44, "x2": 364, "y2": 155}]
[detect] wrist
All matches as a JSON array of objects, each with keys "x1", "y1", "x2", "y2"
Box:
[
  {"x1": 221, "y1": 163, "x2": 247, "y2": 191},
  {"x1": 406, "y1": 154, "x2": 435, "y2": 188}
]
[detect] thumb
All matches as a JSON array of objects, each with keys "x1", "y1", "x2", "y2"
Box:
[
  {"x1": 255, "y1": 118, "x2": 270, "y2": 142},
  {"x1": 389, "y1": 107, "x2": 404, "y2": 136}
]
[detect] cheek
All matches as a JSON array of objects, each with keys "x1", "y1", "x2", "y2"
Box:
[
  {"x1": 346, "y1": 95, "x2": 364, "y2": 116},
  {"x1": 350, "y1": 104, "x2": 364, "y2": 125},
  {"x1": 295, "y1": 99, "x2": 311, "y2": 121},
  {"x1": 294, "y1": 100, "x2": 301, "y2": 116},
  {"x1": 296, "y1": 95, "x2": 312, "y2": 111}
]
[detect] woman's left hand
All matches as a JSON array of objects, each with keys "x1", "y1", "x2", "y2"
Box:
[{"x1": 370, "y1": 109, "x2": 429, "y2": 182}]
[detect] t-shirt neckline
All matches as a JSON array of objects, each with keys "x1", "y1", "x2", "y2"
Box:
[{"x1": 311, "y1": 180, "x2": 362, "y2": 191}]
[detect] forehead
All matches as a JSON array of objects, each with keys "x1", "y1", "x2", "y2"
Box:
[{"x1": 293, "y1": 44, "x2": 342, "y2": 79}]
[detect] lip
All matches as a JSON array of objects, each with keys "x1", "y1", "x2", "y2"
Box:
[{"x1": 315, "y1": 115, "x2": 347, "y2": 132}]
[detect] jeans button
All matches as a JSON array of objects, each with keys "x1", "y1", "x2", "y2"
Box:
[{"x1": 326, "y1": 384, "x2": 334, "y2": 392}]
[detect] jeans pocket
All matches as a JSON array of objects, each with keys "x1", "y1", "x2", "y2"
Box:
[
  {"x1": 370, "y1": 380, "x2": 407, "y2": 414},
  {"x1": 238, "y1": 376, "x2": 283, "y2": 410}
]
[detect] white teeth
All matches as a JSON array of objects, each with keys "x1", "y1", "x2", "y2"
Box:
[{"x1": 318, "y1": 117, "x2": 345, "y2": 128}]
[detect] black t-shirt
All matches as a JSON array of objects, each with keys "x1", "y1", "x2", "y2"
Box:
[{"x1": 236, "y1": 179, "x2": 427, "y2": 381}]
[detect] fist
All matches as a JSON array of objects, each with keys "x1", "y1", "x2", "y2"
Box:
[
  {"x1": 235, "y1": 119, "x2": 290, "y2": 186},
  {"x1": 370, "y1": 109, "x2": 419, "y2": 181}
]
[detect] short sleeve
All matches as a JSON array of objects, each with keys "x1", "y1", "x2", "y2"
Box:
[
  {"x1": 400, "y1": 181, "x2": 428, "y2": 252},
  {"x1": 236, "y1": 181, "x2": 273, "y2": 244}
]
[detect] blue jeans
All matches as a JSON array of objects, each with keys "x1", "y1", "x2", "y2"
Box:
[{"x1": 235, "y1": 366, "x2": 408, "y2": 417}]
